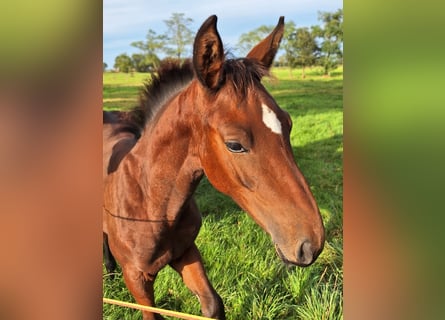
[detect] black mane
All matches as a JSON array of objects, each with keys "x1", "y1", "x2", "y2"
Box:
[
  {"x1": 106, "y1": 59, "x2": 194, "y2": 137},
  {"x1": 105, "y1": 57, "x2": 269, "y2": 137},
  {"x1": 139, "y1": 58, "x2": 195, "y2": 127},
  {"x1": 220, "y1": 58, "x2": 270, "y2": 99}
]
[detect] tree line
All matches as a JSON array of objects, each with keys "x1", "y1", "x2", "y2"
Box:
[{"x1": 106, "y1": 10, "x2": 342, "y2": 77}]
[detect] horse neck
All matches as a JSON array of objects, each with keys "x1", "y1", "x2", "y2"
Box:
[{"x1": 115, "y1": 87, "x2": 203, "y2": 221}]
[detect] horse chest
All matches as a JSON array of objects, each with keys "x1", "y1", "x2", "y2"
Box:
[{"x1": 106, "y1": 200, "x2": 202, "y2": 274}]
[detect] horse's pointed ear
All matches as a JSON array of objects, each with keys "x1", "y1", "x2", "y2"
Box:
[
  {"x1": 193, "y1": 15, "x2": 225, "y2": 90},
  {"x1": 247, "y1": 16, "x2": 285, "y2": 69}
]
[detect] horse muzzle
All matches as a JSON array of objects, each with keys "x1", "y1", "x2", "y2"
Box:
[{"x1": 275, "y1": 238, "x2": 323, "y2": 267}]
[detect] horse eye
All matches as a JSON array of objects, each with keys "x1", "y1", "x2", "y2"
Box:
[{"x1": 225, "y1": 141, "x2": 248, "y2": 153}]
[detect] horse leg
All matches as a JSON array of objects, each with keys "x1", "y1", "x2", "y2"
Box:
[
  {"x1": 103, "y1": 233, "x2": 117, "y2": 275},
  {"x1": 122, "y1": 265, "x2": 163, "y2": 320},
  {"x1": 170, "y1": 243, "x2": 225, "y2": 319}
]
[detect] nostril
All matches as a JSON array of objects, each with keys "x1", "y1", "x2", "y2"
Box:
[{"x1": 296, "y1": 240, "x2": 314, "y2": 266}]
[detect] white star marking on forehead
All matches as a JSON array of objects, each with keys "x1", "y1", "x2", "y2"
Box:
[{"x1": 261, "y1": 103, "x2": 282, "y2": 135}]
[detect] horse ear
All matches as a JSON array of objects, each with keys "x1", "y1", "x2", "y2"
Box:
[
  {"x1": 247, "y1": 16, "x2": 285, "y2": 69},
  {"x1": 193, "y1": 15, "x2": 225, "y2": 90}
]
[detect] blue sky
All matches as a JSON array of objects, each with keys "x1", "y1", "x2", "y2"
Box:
[{"x1": 103, "y1": 0, "x2": 342, "y2": 67}]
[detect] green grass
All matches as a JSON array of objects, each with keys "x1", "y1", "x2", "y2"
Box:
[
  {"x1": 103, "y1": 72, "x2": 151, "y2": 110},
  {"x1": 103, "y1": 65, "x2": 343, "y2": 319}
]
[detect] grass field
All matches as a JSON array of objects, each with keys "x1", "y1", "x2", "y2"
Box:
[{"x1": 103, "y1": 65, "x2": 343, "y2": 319}]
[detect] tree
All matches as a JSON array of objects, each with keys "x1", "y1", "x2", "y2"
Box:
[
  {"x1": 163, "y1": 13, "x2": 194, "y2": 59},
  {"x1": 130, "y1": 29, "x2": 164, "y2": 69},
  {"x1": 237, "y1": 25, "x2": 274, "y2": 57},
  {"x1": 114, "y1": 53, "x2": 132, "y2": 73},
  {"x1": 292, "y1": 27, "x2": 319, "y2": 78},
  {"x1": 103, "y1": 62, "x2": 108, "y2": 72},
  {"x1": 131, "y1": 53, "x2": 156, "y2": 72},
  {"x1": 282, "y1": 21, "x2": 297, "y2": 72},
  {"x1": 283, "y1": 21, "x2": 320, "y2": 77},
  {"x1": 313, "y1": 9, "x2": 343, "y2": 76}
]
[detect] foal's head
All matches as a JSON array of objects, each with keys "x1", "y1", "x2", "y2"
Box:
[{"x1": 191, "y1": 16, "x2": 324, "y2": 266}]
